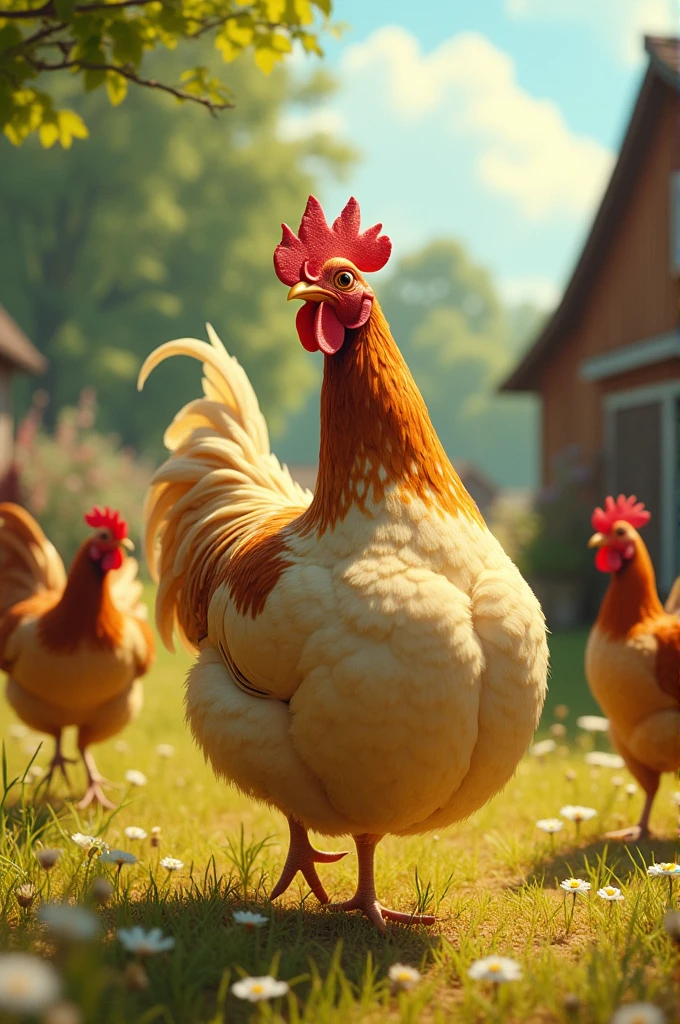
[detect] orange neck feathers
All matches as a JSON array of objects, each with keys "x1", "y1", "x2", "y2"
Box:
[
  {"x1": 596, "y1": 538, "x2": 664, "y2": 638},
  {"x1": 300, "y1": 301, "x2": 482, "y2": 535},
  {"x1": 38, "y1": 542, "x2": 125, "y2": 653}
]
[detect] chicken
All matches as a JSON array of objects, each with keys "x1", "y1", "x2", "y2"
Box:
[
  {"x1": 0, "y1": 504, "x2": 155, "y2": 808},
  {"x1": 585, "y1": 495, "x2": 680, "y2": 841},
  {"x1": 138, "y1": 196, "x2": 548, "y2": 930}
]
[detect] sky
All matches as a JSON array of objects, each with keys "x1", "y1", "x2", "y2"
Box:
[{"x1": 281, "y1": 0, "x2": 680, "y2": 309}]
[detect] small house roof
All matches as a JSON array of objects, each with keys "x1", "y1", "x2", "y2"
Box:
[
  {"x1": 501, "y1": 36, "x2": 680, "y2": 393},
  {"x1": 0, "y1": 306, "x2": 46, "y2": 376}
]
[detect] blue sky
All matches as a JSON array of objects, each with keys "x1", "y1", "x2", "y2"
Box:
[{"x1": 281, "y1": 0, "x2": 679, "y2": 308}]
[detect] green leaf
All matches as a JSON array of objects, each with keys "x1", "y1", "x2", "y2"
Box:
[
  {"x1": 54, "y1": 0, "x2": 76, "y2": 18},
  {"x1": 215, "y1": 33, "x2": 242, "y2": 64},
  {"x1": 313, "y1": 0, "x2": 332, "y2": 14},
  {"x1": 110, "y1": 20, "x2": 145, "y2": 67},
  {"x1": 263, "y1": 0, "x2": 286, "y2": 19},
  {"x1": 106, "y1": 70, "x2": 128, "y2": 108},
  {"x1": 83, "y1": 68, "x2": 106, "y2": 92},
  {"x1": 39, "y1": 119, "x2": 60, "y2": 149},
  {"x1": 56, "y1": 108, "x2": 89, "y2": 148},
  {"x1": 253, "y1": 45, "x2": 281, "y2": 75}
]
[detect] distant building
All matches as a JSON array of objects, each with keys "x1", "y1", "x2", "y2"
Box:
[
  {"x1": 501, "y1": 36, "x2": 680, "y2": 594},
  {"x1": 0, "y1": 306, "x2": 47, "y2": 500}
]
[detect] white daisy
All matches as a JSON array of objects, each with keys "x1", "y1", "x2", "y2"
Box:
[
  {"x1": 576, "y1": 715, "x2": 609, "y2": 733},
  {"x1": 0, "y1": 953, "x2": 61, "y2": 1014},
  {"x1": 609, "y1": 1003, "x2": 666, "y2": 1024},
  {"x1": 560, "y1": 805, "x2": 597, "y2": 824},
  {"x1": 612, "y1": 776, "x2": 624, "y2": 788},
  {"x1": 233, "y1": 911, "x2": 269, "y2": 929},
  {"x1": 156, "y1": 744, "x2": 175, "y2": 758},
  {"x1": 564, "y1": 769, "x2": 577, "y2": 782},
  {"x1": 150, "y1": 826, "x2": 161, "y2": 848},
  {"x1": 671, "y1": 791, "x2": 680, "y2": 807},
  {"x1": 7, "y1": 723, "x2": 28, "y2": 739},
  {"x1": 114, "y1": 740, "x2": 129, "y2": 754},
  {"x1": 71, "y1": 833, "x2": 107, "y2": 853},
  {"x1": 468, "y1": 956, "x2": 522, "y2": 983},
  {"x1": 35, "y1": 848, "x2": 62, "y2": 871},
  {"x1": 530, "y1": 739, "x2": 557, "y2": 758},
  {"x1": 388, "y1": 964, "x2": 421, "y2": 991},
  {"x1": 536, "y1": 818, "x2": 564, "y2": 834},
  {"x1": 560, "y1": 878, "x2": 591, "y2": 895},
  {"x1": 90, "y1": 878, "x2": 114, "y2": 905},
  {"x1": 647, "y1": 863, "x2": 680, "y2": 878},
  {"x1": 100, "y1": 849, "x2": 137, "y2": 867},
  {"x1": 597, "y1": 886, "x2": 624, "y2": 902},
  {"x1": 231, "y1": 975, "x2": 289, "y2": 1002},
  {"x1": 124, "y1": 827, "x2": 148, "y2": 841},
  {"x1": 585, "y1": 752, "x2": 625, "y2": 769},
  {"x1": 125, "y1": 769, "x2": 147, "y2": 787},
  {"x1": 625, "y1": 783, "x2": 638, "y2": 797},
  {"x1": 39, "y1": 904, "x2": 100, "y2": 942},
  {"x1": 159, "y1": 857, "x2": 183, "y2": 872},
  {"x1": 118, "y1": 926, "x2": 175, "y2": 957}
]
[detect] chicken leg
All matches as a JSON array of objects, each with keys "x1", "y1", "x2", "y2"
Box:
[
  {"x1": 605, "y1": 752, "x2": 659, "y2": 842},
  {"x1": 330, "y1": 834, "x2": 437, "y2": 933},
  {"x1": 76, "y1": 745, "x2": 116, "y2": 811},
  {"x1": 43, "y1": 732, "x2": 77, "y2": 788},
  {"x1": 270, "y1": 817, "x2": 348, "y2": 904}
]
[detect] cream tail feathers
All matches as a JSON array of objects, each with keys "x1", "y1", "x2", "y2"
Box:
[{"x1": 137, "y1": 324, "x2": 311, "y2": 653}]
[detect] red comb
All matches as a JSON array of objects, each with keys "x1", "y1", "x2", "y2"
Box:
[
  {"x1": 274, "y1": 195, "x2": 392, "y2": 285},
  {"x1": 84, "y1": 506, "x2": 128, "y2": 540},
  {"x1": 591, "y1": 495, "x2": 650, "y2": 533}
]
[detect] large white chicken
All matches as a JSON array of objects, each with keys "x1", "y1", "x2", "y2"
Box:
[{"x1": 138, "y1": 197, "x2": 548, "y2": 930}]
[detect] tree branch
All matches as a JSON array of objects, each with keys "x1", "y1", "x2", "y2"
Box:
[
  {"x1": 0, "y1": 2, "x2": 54, "y2": 18},
  {"x1": 0, "y1": 0, "x2": 156, "y2": 16}
]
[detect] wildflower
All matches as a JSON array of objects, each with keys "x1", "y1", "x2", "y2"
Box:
[
  {"x1": 124, "y1": 962, "x2": 149, "y2": 992},
  {"x1": 609, "y1": 1004, "x2": 666, "y2": 1024},
  {"x1": 90, "y1": 878, "x2": 114, "y2": 905},
  {"x1": 625, "y1": 783, "x2": 637, "y2": 797},
  {"x1": 124, "y1": 827, "x2": 148, "y2": 841},
  {"x1": 27, "y1": 764, "x2": 44, "y2": 780},
  {"x1": 231, "y1": 976, "x2": 289, "y2": 1002},
  {"x1": 100, "y1": 849, "x2": 137, "y2": 870},
  {"x1": 554, "y1": 704, "x2": 569, "y2": 720},
  {"x1": 43, "y1": 1000, "x2": 83, "y2": 1024},
  {"x1": 671, "y1": 791, "x2": 680, "y2": 806},
  {"x1": 597, "y1": 886, "x2": 624, "y2": 902},
  {"x1": 576, "y1": 715, "x2": 609, "y2": 732},
  {"x1": 7, "y1": 723, "x2": 28, "y2": 739},
  {"x1": 114, "y1": 740, "x2": 129, "y2": 754},
  {"x1": 560, "y1": 805, "x2": 597, "y2": 833},
  {"x1": 560, "y1": 878, "x2": 591, "y2": 895},
  {"x1": 15, "y1": 883, "x2": 37, "y2": 909},
  {"x1": 71, "y1": 833, "x2": 107, "y2": 854},
  {"x1": 160, "y1": 857, "x2": 183, "y2": 872},
  {"x1": 35, "y1": 848, "x2": 61, "y2": 871},
  {"x1": 563, "y1": 993, "x2": 580, "y2": 1015},
  {"x1": 150, "y1": 826, "x2": 161, "y2": 848},
  {"x1": 536, "y1": 818, "x2": 564, "y2": 834},
  {"x1": 156, "y1": 744, "x2": 175, "y2": 758},
  {"x1": 388, "y1": 964, "x2": 421, "y2": 992},
  {"x1": 38, "y1": 904, "x2": 100, "y2": 942},
  {"x1": 0, "y1": 953, "x2": 61, "y2": 1014},
  {"x1": 550, "y1": 723, "x2": 566, "y2": 738},
  {"x1": 565, "y1": 769, "x2": 577, "y2": 782},
  {"x1": 647, "y1": 863, "x2": 680, "y2": 878},
  {"x1": 125, "y1": 769, "x2": 147, "y2": 787},
  {"x1": 468, "y1": 956, "x2": 522, "y2": 983},
  {"x1": 530, "y1": 739, "x2": 556, "y2": 758},
  {"x1": 433, "y1": 834, "x2": 440, "y2": 841},
  {"x1": 585, "y1": 752, "x2": 624, "y2": 769},
  {"x1": 233, "y1": 911, "x2": 269, "y2": 929},
  {"x1": 118, "y1": 926, "x2": 175, "y2": 957},
  {"x1": 612, "y1": 776, "x2": 624, "y2": 788}
]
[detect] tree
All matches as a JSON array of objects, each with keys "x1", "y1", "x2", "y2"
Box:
[
  {"x1": 0, "y1": 49, "x2": 354, "y2": 452},
  {"x1": 0, "y1": 0, "x2": 332, "y2": 146}
]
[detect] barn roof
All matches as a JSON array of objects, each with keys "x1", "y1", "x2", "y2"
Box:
[
  {"x1": 0, "y1": 306, "x2": 46, "y2": 376},
  {"x1": 501, "y1": 36, "x2": 680, "y2": 393}
]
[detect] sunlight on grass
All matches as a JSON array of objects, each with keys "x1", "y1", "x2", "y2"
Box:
[{"x1": 0, "y1": 602, "x2": 677, "y2": 1023}]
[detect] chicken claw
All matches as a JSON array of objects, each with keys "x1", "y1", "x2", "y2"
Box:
[
  {"x1": 43, "y1": 736, "x2": 77, "y2": 788},
  {"x1": 76, "y1": 748, "x2": 116, "y2": 810},
  {"x1": 604, "y1": 825, "x2": 649, "y2": 842},
  {"x1": 329, "y1": 834, "x2": 436, "y2": 934},
  {"x1": 270, "y1": 817, "x2": 348, "y2": 904}
]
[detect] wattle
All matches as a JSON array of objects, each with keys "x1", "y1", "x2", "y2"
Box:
[
  {"x1": 295, "y1": 302, "x2": 345, "y2": 355},
  {"x1": 595, "y1": 546, "x2": 623, "y2": 573}
]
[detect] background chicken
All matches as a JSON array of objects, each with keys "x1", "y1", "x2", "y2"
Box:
[
  {"x1": 0, "y1": 504, "x2": 155, "y2": 808},
  {"x1": 138, "y1": 196, "x2": 548, "y2": 930},
  {"x1": 586, "y1": 495, "x2": 680, "y2": 840}
]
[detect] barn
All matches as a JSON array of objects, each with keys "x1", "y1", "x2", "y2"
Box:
[
  {"x1": 501, "y1": 36, "x2": 680, "y2": 596},
  {"x1": 0, "y1": 305, "x2": 46, "y2": 501}
]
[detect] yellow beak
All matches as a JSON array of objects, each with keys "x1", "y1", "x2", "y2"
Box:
[
  {"x1": 588, "y1": 533, "x2": 606, "y2": 549},
  {"x1": 120, "y1": 537, "x2": 135, "y2": 551},
  {"x1": 287, "y1": 281, "x2": 337, "y2": 305}
]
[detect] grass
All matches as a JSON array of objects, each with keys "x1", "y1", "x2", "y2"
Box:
[{"x1": 0, "y1": 605, "x2": 678, "y2": 1023}]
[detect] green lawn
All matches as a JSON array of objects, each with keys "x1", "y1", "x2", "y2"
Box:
[{"x1": 0, "y1": 605, "x2": 678, "y2": 1024}]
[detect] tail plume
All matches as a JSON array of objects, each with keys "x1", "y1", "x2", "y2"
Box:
[
  {"x1": 138, "y1": 325, "x2": 311, "y2": 652},
  {"x1": 0, "y1": 503, "x2": 66, "y2": 624}
]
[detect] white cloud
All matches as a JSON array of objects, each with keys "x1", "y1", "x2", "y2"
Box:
[
  {"x1": 339, "y1": 28, "x2": 614, "y2": 220},
  {"x1": 505, "y1": 0, "x2": 679, "y2": 66},
  {"x1": 277, "y1": 108, "x2": 346, "y2": 141}
]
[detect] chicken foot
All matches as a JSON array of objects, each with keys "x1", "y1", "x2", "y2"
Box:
[
  {"x1": 43, "y1": 733, "x2": 77, "y2": 789},
  {"x1": 270, "y1": 817, "x2": 348, "y2": 904},
  {"x1": 605, "y1": 761, "x2": 659, "y2": 842},
  {"x1": 329, "y1": 834, "x2": 437, "y2": 934},
  {"x1": 76, "y1": 746, "x2": 116, "y2": 810}
]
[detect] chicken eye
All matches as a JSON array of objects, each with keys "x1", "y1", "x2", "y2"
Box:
[
  {"x1": 614, "y1": 527, "x2": 626, "y2": 537},
  {"x1": 334, "y1": 270, "x2": 354, "y2": 290},
  {"x1": 97, "y1": 529, "x2": 112, "y2": 542}
]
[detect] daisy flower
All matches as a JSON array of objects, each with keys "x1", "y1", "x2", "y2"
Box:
[
  {"x1": 125, "y1": 769, "x2": 147, "y2": 787},
  {"x1": 468, "y1": 956, "x2": 522, "y2": 983},
  {"x1": 597, "y1": 885, "x2": 624, "y2": 902},
  {"x1": 647, "y1": 863, "x2": 680, "y2": 877},
  {"x1": 625, "y1": 783, "x2": 638, "y2": 797},
  {"x1": 7, "y1": 723, "x2": 28, "y2": 739},
  {"x1": 156, "y1": 744, "x2": 175, "y2": 758},
  {"x1": 536, "y1": 818, "x2": 564, "y2": 834},
  {"x1": 576, "y1": 715, "x2": 609, "y2": 733},
  {"x1": 550, "y1": 723, "x2": 566, "y2": 738},
  {"x1": 231, "y1": 976, "x2": 289, "y2": 1002},
  {"x1": 560, "y1": 878, "x2": 591, "y2": 895},
  {"x1": 530, "y1": 739, "x2": 556, "y2": 758},
  {"x1": 585, "y1": 752, "x2": 624, "y2": 769},
  {"x1": 233, "y1": 911, "x2": 269, "y2": 929},
  {"x1": 150, "y1": 826, "x2": 161, "y2": 848},
  {"x1": 118, "y1": 926, "x2": 175, "y2": 957},
  {"x1": 124, "y1": 827, "x2": 148, "y2": 841},
  {"x1": 38, "y1": 904, "x2": 100, "y2": 942},
  {"x1": 560, "y1": 805, "x2": 597, "y2": 836},
  {"x1": 612, "y1": 776, "x2": 624, "y2": 788},
  {"x1": 100, "y1": 850, "x2": 137, "y2": 875},
  {"x1": 35, "y1": 848, "x2": 62, "y2": 871},
  {"x1": 388, "y1": 964, "x2": 421, "y2": 991},
  {"x1": 15, "y1": 883, "x2": 36, "y2": 909},
  {"x1": 159, "y1": 857, "x2": 183, "y2": 872},
  {"x1": 609, "y1": 1003, "x2": 666, "y2": 1024},
  {"x1": 0, "y1": 953, "x2": 61, "y2": 1014},
  {"x1": 71, "y1": 833, "x2": 107, "y2": 854},
  {"x1": 90, "y1": 878, "x2": 114, "y2": 905}
]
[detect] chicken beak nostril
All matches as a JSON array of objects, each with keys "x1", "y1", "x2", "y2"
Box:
[
  {"x1": 588, "y1": 533, "x2": 606, "y2": 549},
  {"x1": 287, "y1": 282, "x2": 337, "y2": 304}
]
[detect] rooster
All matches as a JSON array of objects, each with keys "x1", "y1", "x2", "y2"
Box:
[
  {"x1": 138, "y1": 196, "x2": 548, "y2": 930},
  {"x1": 586, "y1": 495, "x2": 680, "y2": 841},
  {"x1": 0, "y1": 504, "x2": 154, "y2": 808}
]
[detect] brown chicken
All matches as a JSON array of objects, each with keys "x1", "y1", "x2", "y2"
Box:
[
  {"x1": 586, "y1": 494, "x2": 680, "y2": 840},
  {"x1": 0, "y1": 504, "x2": 154, "y2": 808}
]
